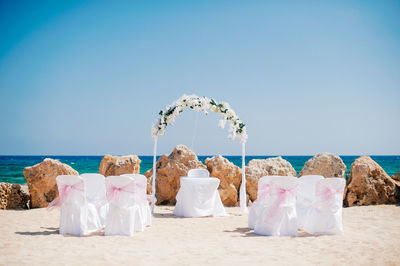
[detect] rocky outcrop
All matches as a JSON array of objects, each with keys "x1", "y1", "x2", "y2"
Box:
[
  {"x1": 99, "y1": 155, "x2": 141, "y2": 177},
  {"x1": 0, "y1": 183, "x2": 30, "y2": 210},
  {"x1": 344, "y1": 156, "x2": 400, "y2": 206},
  {"x1": 392, "y1": 169, "x2": 400, "y2": 182},
  {"x1": 205, "y1": 155, "x2": 241, "y2": 206},
  {"x1": 245, "y1": 157, "x2": 296, "y2": 201},
  {"x1": 299, "y1": 153, "x2": 346, "y2": 178},
  {"x1": 144, "y1": 145, "x2": 205, "y2": 205},
  {"x1": 23, "y1": 158, "x2": 78, "y2": 208}
]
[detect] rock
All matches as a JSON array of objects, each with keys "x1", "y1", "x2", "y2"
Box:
[
  {"x1": 245, "y1": 157, "x2": 296, "y2": 201},
  {"x1": 344, "y1": 156, "x2": 400, "y2": 206},
  {"x1": 0, "y1": 183, "x2": 30, "y2": 210},
  {"x1": 99, "y1": 155, "x2": 141, "y2": 177},
  {"x1": 144, "y1": 145, "x2": 206, "y2": 205},
  {"x1": 23, "y1": 158, "x2": 78, "y2": 208},
  {"x1": 299, "y1": 153, "x2": 346, "y2": 178},
  {"x1": 392, "y1": 169, "x2": 400, "y2": 182},
  {"x1": 205, "y1": 155, "x2": 241, "y2": 206}
]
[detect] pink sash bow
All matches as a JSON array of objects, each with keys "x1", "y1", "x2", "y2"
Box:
[
  {"x1": 47, "y1": 180, "x2": 84, "y2": 210},
  {"x1": 321, "y1": 186, "x2": 343, "y2": 203},
  {"x1": 264, "y1": 186, "x2": 297, "y2": 222},
  {"x1": 106, "y1": 181, "x2": 147, "y2": 202}
]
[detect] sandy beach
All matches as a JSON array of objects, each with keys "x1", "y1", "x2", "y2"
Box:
[{"x1": 0, "y1": 205, "x2": 399, "y2": 266}]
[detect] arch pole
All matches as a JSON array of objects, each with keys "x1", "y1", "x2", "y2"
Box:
[
  {"x1": 240, "y1": 142, "x2": 248, "y2": 213},
  {"x1": 151, "y1": 136, "x2": 158, "y2": 213}
]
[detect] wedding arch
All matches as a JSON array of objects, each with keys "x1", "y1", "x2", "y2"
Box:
[{"x1": 150, "y1": 94, "x2": 248, "y2": 214}]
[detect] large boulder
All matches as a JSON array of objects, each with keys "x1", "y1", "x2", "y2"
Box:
[
  {"x1": 0, "y1": 183, "x2": 30, "y2": 210},
  {"x1": 205, "y1": 155, "x2": 241, "y2": 206},
  {"x1": 344, "y1": 156, "x2": 400, "y2": 206},
  {"x1": 23, "y1": 158, "x2": 78, "y2": 208},
  {"x1": 298, "y1": 153, "x2": 346, "y2": 178},
  {"x1": 245, "y1": 157, "x2": 296, "y2": 201},
  {"x1": 144, "y1": 145, "x2": 205, "y2": 205},
  {"x1": 99, "y1": 155, "x2": 141, "y2": 177}
]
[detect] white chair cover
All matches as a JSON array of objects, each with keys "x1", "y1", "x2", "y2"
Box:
[
  {"x1": 303, "y1": 178, "x2": 345, "y2": 235},
  {"x1": 122, "y1": 174, "x2": 152, "y2": 227},
  {"x1": 188, "y1": 168, "x2": 210, "y2": 178},
  {"x1": 81, "y1": 173, "x2": 108, "y2": 229},
  {"x1": 254, "y1": 176, "x2": 299, "y2": 236},
  {"x1": 173, "y1": 177, "x2": 227, "y2": 217},
  {"x1": 105, "y1": 176, "x2": 143, "y2": 236},
  {"x1": 52, "y1": 175, "x2": 99, "y2": 236},
  {"x1": 248, "y1": 176, "x2": 279, "y2": 229},
  {"x1": 296, "y1": 175, "x2": 324, "y2": 230}
]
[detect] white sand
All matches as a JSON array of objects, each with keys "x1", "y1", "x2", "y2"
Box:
[{"x1": 0, "y1": 205, "x2": 399, "y2": 265}]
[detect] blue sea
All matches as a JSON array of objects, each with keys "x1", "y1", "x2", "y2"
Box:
[{"x1": 0, "y1": 155, "x2": 399, "y2": 184}]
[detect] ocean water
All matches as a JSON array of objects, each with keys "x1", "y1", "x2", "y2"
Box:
[{"x1": 0, "y1": 155, "x2": 399, "y2": 184}]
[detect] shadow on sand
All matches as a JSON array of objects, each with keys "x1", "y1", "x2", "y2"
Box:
[
  {"x1": 224, "y1": 227, "x2": 315, "y2": 238},
  {"x1": 15, "y1": 227, "x2": 59, "y2": 236},
  {"x1": 15, "y1": 227, "x2": 105, "y2": 237}
]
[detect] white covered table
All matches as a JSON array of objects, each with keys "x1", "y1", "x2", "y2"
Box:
[{"x1": 173, "y1": 176, "x2": 228, "y2": 218}]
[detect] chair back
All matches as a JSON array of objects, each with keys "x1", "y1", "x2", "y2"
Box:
[
  {"x1": 122, "y1": 174, "x2": 148, "y2": 201},
  {"x1": 298, "y1": 175, "x2": 324, "y2": 203},
  {"x1": 55, "y1": 175, "x2": 85, "y2": 206},
  {"x1": 257, "y1": 176, "x2": 279, "y2": 201},
  {"x1": 315, "y1": 178, "x2": 345, "y2": 210},
  {"x1": 106, "y1": 176, "x2": 136, "y2": 206},
  {"x1": 269, "y1": 176, "x2": 299, "y2": 206},
  {"x1": 188, "y1": 168, "x2": 209, "y2": 178},
  {"x1": 80, "y1": 173, "x2": 106, "y2": 203}
]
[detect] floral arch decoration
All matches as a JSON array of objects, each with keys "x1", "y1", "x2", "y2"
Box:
[{"x1": 150, "y1": 94, "x2": 248, "y2": 214}]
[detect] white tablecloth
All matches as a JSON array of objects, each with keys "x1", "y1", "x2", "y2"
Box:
[{"x1": 173, "y1": 177, "x2": 228, "y2": 217}]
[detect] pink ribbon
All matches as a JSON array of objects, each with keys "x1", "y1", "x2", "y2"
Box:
[
  {"x1": 47, "y1": 180, "x2": 84, "y2": 210},
  {"x1": 106, "y1": 181, "x2": 148, "y2": 202},
  {"x1": 321, "y1": 186, "x2": 343, "y2": 203},
  {"x1": 264, "y1": 186, "x2": 297, "y2": 222}
]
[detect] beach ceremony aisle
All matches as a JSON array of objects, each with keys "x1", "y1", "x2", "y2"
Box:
[{"x1": 1, "y1": 205, "x2": 399, "y2": 265}]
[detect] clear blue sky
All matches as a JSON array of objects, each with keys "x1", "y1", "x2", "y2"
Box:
[{"x1": 0, "y1": 0, "x2": 399, "y2": 156}]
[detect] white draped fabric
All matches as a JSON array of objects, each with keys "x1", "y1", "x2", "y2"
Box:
[
  {"x1": 188, "y1": 169, "x2": 209, "y2": 178},
  {"x1": 104, "y1": 176, "x2": 144, "y2": 236},
  {"x1": 296, "y1": 175, "x2": 324, "y2": 230},
  {"x1": 122, "y1": 174, "x2": 152, "y2": 227},
  {"x1": 303, "y1": 178, "x2": 345, "y2": 235},
  {"x1": 81, "y1": 173, "x2": 108, "y2": 228},
  {"x1": 173, "y1": 176, "x2": 228, "y2": 217},
  {"x1": 54, "y1": 175, "x2": 101, "y2": 236},
  {"x1": 253, "y1": 176, "x2": 299, "y2": 237},
  {"x1": 248, "y1": 176, "x2": 279, "y2": 229}
]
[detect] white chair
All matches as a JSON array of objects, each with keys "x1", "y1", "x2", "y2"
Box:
[
  {"x1": 173, "y1": 177, "x2": 227, "y2": 217},
  {"x1": 105, "y1": 176, "x2": 143, "y2": 236},
  {"x1": 122, "y1": 174, "x2": 152, "y2": 227},
  {"x1": 81, "y1": 173, "x2": 108, "y2": 229},
  {"x1": 188, "y1": 168, "x2": 210, "y2": 178},
  {"x1": 248, "y1": 176, "x2": 279, "y2": 229},
  {"x1": 303, "y1": 178, "x2": 345, "y2": 235},
  {"x1": 254, "y1": 176, "x2": 299, "y2": 237},
  {"x1": 296, "y1": 175, "x2": 324, "y2": 230},
  {"x1": 48, "y1": 175, "x2": 99, "y2": 236}
]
